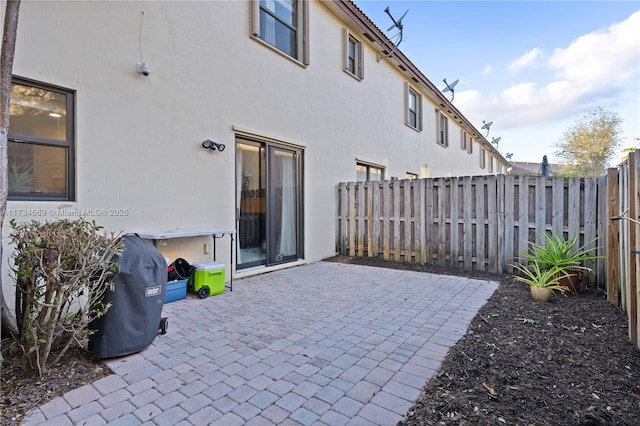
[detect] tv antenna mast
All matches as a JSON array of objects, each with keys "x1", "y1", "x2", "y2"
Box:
[
  {"x1": 481, "y1": 120, "x2": 493, "y2": 137},
  {"x1": 491, "y1": 136, "x2": 501, "y2": 148},
  {"x1": 442, "y1": 78, "x2": 459, "y2": 102},
  {"x1": 377, "y1": 7, "x2": 409, "y2": 62}
]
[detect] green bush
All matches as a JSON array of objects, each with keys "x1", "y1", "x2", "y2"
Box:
[{"x1": 10, "y1": 218, "x2": 123, "y2": 375}]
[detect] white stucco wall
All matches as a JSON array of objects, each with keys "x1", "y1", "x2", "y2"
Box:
[{"x1": 2, "y1": 1, "x2": 506, "y2": 305}]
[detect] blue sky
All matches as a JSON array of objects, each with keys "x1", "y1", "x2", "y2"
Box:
[{"x1": 354, "y1": 0, "x2": 640, "y2": 165}]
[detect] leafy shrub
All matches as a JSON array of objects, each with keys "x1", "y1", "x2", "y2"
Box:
[{"x1": 10, "y1": 218, "x2": 123, "y2": 375}]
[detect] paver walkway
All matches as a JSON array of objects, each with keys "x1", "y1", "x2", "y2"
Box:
[{"x1": 24, "y1": 261, "x2": 498, "y2": 425}]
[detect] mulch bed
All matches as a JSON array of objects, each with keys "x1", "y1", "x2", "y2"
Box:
[
  {"x1": 1, "y1": 341, "x2": 111, "y2": 426},
  {"x1": 326, "y1": 255, "x2": 640, "y2": 425},
  {"x1": 2, "y1": 256, "x2": 639, "y2": 426}
]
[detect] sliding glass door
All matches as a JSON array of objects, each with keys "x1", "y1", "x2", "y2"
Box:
[{"x1": 236, "y1": 138, "x2": 302, "y2": 269}]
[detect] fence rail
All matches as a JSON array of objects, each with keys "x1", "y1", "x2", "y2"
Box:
[{"x1": 336, "y1": 161, "x2": 639, "y2": 348}]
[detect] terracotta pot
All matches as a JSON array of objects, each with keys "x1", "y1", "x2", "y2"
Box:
[
  {"x1": 531, "y1": 286, "x2": 553, "y2": 301},
  {"x1": 557, "y1": 270, "x2": 583, "y2": 293}
]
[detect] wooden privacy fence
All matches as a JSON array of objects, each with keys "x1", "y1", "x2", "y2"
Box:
[
  {"x1": 607, "y1": 150, "x2": 639, "y2": 347},
  {"x1": 336, "y1": 175, "x2": 607, "y2": 288}
]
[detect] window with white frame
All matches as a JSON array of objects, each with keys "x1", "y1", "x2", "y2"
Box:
[
  {"x1": 405, "y1": 172, "x2": 418, "y2": 180},
  {"x1": 479, "y1": 148, "x2": 486, "y2": 169},
  {"x1": 405, "y1": 83, "x2": 422, "y2": 130},
  {"x1": 251, "y1": 0, "x2": 309, "y2": 64},
  {"x1": 488, "y1": 155, "x2": 494, "y2": 173},
  {"x1": 356, "y1": 161, "x2": 384, "y2": 181},
  {"x1": 467, "y1": 135, "x2": 473, "y2": 154},
  {"x1": 437, "y1": 112, "x2": 449, "y2": 146},
  {"x1": 8, "y1": 77, "x2": 75, "y2": 200},
  {"x1": 343, "y1": 29, "x2": 363, "y2": 79}
]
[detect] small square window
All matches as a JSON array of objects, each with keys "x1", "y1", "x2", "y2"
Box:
[{"x1": 356, "y1": 162, "x2": 384, "y2": 181}]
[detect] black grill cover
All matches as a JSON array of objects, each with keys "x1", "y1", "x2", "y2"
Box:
[{"x1": 88, "y1": 234, "x2": 166, "y2": 359}]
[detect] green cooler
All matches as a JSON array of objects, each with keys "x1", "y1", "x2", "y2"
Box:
[{"x1": 188, "y1": 261, "x2": 225, "y2": 299}]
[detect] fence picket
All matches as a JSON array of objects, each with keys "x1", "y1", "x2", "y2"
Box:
[{"x1": 463, "y1": 176, "x2": 474, "y2": 271}]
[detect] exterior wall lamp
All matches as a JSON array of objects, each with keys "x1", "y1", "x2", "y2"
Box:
[{"x1": 202, "y1": 139, "x2": 225, "y2": 152}]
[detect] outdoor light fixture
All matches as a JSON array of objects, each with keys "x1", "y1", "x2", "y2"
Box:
[
  {"x1": 136, "y1": 62, "x2": 151, "y2": 76},
  {"x1": 202, "y1": 139, "x2": 225, "y2": 152}
]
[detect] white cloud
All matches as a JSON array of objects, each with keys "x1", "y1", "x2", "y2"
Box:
[
  {"x1": 481, "y1": 65, "x2": 493, "y2": 75},
  {"x1": 507, "y1": 48, "x2": 544, "y2": 73},
  {"x1": 459, "y1": 10, "x2": 640, "y2": 132},
  {"x1": 549, "y1": 11, "x2": 640, "y2": 85}
]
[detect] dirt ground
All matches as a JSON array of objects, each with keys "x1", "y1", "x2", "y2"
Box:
[{"x1": 2, "y1": 256, "x2": 639, "y2": 425}]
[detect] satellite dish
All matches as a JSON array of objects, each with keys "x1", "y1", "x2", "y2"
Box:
[
  {"x1": 505, "y1": 152, "x2": 514, "y2": 161},
  {"x1": 442, "y1": 78, "x2": 459, "y2": 102},
  {"x1": 481, "y1": 120, "x2": 493, "y2": 136},
  {"x1": 491, "y1": 137, "x2": 501, "y2": 148},
  {"x1": 378, "y1": 7, "x2": 409, "y2": 62},
  {"x1": 442, "y1": 79, "x2": 458, "y2": 93},
  {"x1": 385, "y1": 7, "x2": 408, "y2": 31}
]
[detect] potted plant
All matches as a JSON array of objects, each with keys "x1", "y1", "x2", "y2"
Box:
[
  {"x1": 512, "y1": 261, "x2": 568, "y2": 301},
  {"x1": 519, "y1": 232, "x2": 601, "y2": 293}
]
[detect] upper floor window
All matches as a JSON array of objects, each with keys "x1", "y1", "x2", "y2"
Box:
[
  {"x1": 437, "y1": 112, "x2": 449, "y2": 146},
  {"x1": 479, "y1": 148, "x2": 486, "y2": 169},
  {"x1": 461, "y1": 130, "x2": 473, "y2": 153},
  {"x1": 343, "y1": 29, "x2": 363, "y2": 79},
  {"x1": 405, "y1": 172, "x2": 418, "y2": 180},
  {"x1": 488, "y1": 156, "x2": 494, "y2": 173},
  {"x1": 356, "y1": 161, "x2": 384, "y2": 181},
  {"x1": 252, "y1": 0, "x2": 309, "y2": 64},
  {"x1": 405, "y1": 83, "x2": 422, "y2": 131},
  {"x1": 8, "y1": 78, "x2": 75, "y2": 200}
]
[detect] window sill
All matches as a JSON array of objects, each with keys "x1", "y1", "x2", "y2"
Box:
[
  {"x1": 250, "y1": 35, "x2": 308, "y2": 69},
  {"x1": 405, "y1": 123, "x2": 422, "y2": 133},
  {"x1": 343, "y1": 69, "x2": 363, "y2": 81}
]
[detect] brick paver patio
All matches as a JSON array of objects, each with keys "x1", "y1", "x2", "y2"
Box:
[{"x1": 24, "y1": 261, "x2": 498, "y2": 425}]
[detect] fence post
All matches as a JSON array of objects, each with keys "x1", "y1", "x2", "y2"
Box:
[
  {"x1": 497, "y1": 174, "x2": 506, "y2": 274},
  {"x1": 629, "y1": 151, "x2": 638, "y2": 345},
  {"x1": 606, "y1": 168, "x2": 620, "y2": 306},
  {"x1": 348, "y1": 182, "x2": 356, "y2": 257},
  {"x1": 417, "y1": 179, "x2": 427, "y2": 264}
]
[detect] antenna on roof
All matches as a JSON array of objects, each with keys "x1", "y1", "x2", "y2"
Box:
[
  {"x1": 442, "y1": 78, "x2": 459, "y2": 102},
  {"x1": 377, "y1": 7, "x2": 409, "y2": 62},
  {"x1": 481, "y1": 120, "x2": 493, "y2": 137},
  {"x1": 505, "y1": 152, "x2": 514, "y2": 161},
  {"x1": 491, "y1": 136, "x2": 501, "y2": 148}
]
